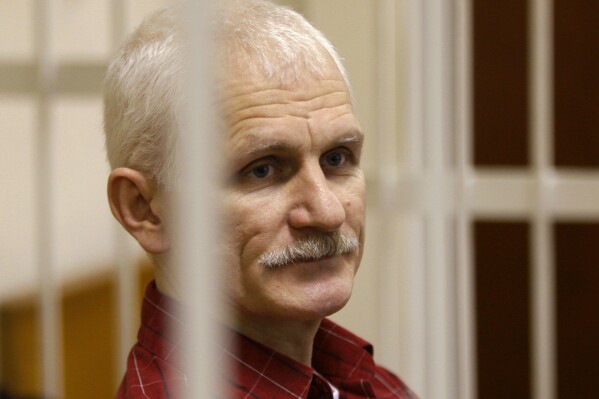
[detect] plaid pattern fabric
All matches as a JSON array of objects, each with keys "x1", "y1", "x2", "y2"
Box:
[{"x1": 116, "y1": 281, "x2": 418, "y2": 399}]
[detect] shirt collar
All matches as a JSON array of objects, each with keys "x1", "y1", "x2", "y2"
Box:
[
  {"x1": 313, "y1": 318, "x2": 376, "y2": 382},
  {"x1": 222, "y1": 329, "x2": 316, "y2": 398},
  {"x1": 137, "y1": 280, "x2": 184, "y2": 367}
]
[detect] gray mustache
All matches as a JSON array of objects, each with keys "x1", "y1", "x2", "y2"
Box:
[{"x1": 258, "y1": 231, "x2": 360, "y2": 269}]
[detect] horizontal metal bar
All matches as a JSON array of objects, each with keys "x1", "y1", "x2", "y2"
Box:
[
  {"x1": 472, "y1": 172, "x2": 599, "y2": 218},
  {"x1": 365, "y1": 170, "x2": 599, "y2": 218},
  {"x1": 0, "y1": 62, "x2": 106, "y2": 94}
]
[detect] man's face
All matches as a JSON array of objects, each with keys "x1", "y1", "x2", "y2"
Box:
[{"x1": 220, "y1": 60, "x2": 366, "y2": 323}]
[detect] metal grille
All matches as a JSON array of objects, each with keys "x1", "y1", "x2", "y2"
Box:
[{"x1": 1, "y1": 1, "x2": 598, "y2": 398}]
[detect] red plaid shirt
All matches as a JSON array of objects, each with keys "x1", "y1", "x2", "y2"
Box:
[{"x1": 116, "y1": 281, "x2": 418, "y2": 398}]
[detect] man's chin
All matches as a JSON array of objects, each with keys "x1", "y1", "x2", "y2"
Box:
[{"x1": 287, "y1": 284, "x2": 354, "y2": 321}]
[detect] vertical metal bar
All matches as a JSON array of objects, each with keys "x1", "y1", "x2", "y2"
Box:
[
  {"x1": 110, "y1": 0, "x2": 138, "y2": 381},
  {"x1": 455, "y1": 0, "x2": 476, "y2": 397},
  {"x1": 422, "y1": 0, "x2": 458, "y2": 397},
  {"x1": 111, "y1": 0, "x2": 132, "y2": 48},
  {"x1": 407, "y1": 0, "x2": 425, "y2": 174},
  {"x1": 530, "y1": 0, "x2": 556, "y2": 398},
  {"x1": 35, "y1": 0, "x2": 62, "y2": 397},
  {"x1": 376, "y1": 0, "x2": 398, "y2": 175},
  {"x1": 375, "y1": 0, "x2": 402, "y2": 374},
  {"x1": 404, "y1": 0, "x2": 427, "y2": 394},
  {"x1": 179, "y1": 2, "x2": 222, "y2": 398},
  {"x1": 114, "y1": 230, "x2": 137, "y2": 380}
]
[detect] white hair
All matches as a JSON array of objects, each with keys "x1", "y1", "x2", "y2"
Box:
[{"x1": 103, "y1": 0, "x2": 351, "y2": 189}]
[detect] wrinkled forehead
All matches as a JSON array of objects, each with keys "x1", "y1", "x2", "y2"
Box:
[
  {"x1": 217, "y1": 51, "x2": 351, "y2": 106},
  {"x1": 217, "y1": 66, "x2": 354, "y2": 143},
  {"x1": 217, "y1": 42, "x2": 342, "y2": 88},
  {"x1": 218, "y1": 65, "x2": 360, "y2": 164}
]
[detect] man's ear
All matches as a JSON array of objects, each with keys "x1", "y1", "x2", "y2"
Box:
[{"x1": 107, "y1": 167, "x2": 169, "y2": 254}]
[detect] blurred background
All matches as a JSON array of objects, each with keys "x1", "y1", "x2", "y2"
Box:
[{"x1": 1, "y1": 0, "x2": 598, "y2": 398}]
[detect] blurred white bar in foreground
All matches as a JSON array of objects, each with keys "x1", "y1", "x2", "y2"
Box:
[
  {"x1": 35, "y1": 0, "x2": 63, "y2": 397},
  {"x1": 178, "y1": 2, "x2": 223, "y2": 398}
]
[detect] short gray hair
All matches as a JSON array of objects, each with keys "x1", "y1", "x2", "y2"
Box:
[{"x1": 103, "y1": 0, "x2": 351, "y2": 190}]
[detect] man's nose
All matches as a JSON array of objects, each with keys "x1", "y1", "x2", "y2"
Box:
[{"x1": 287, "y1": 165, "x2": 346, "y2": 232}]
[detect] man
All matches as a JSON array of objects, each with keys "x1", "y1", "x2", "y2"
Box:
[{"x1": 104, "y1": 1, "x2": 417, "y2": 398}]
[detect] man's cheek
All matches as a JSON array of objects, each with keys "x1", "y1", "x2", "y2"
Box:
[{"x1": 225, "y1": 210, "x2": 267, "y2": 263}]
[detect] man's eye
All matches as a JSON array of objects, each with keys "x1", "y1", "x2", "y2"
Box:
[
  {"x1": 323, "y1": 151, "x2": 346, "y2": 167},
  {"x1": 248, "y1": 164, "x2": 272, "y2": 179}
]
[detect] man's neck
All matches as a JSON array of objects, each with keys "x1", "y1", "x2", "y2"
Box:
[
  {"x1": 154, "y1": 262, "x2": 183, "y2": 301},
  {"x1": 232, "y1": 312, "x2": 322, "y2": 366},
  {"x1": 154, "y1": 271, "x2": 322, "y2": 366}
]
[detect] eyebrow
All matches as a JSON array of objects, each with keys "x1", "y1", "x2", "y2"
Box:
[
  {"x1": 239, "y1": 131, "x2": 364, "y2": 158},
  {"x1": 240, "y1": 142, "x2": 298, "y2": 158},
  {"x1": 335, "y1": 132, "x2": 364, "y2": 146}
]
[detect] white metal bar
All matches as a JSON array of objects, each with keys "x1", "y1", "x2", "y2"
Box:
[
  {"x1": 399, "y1": 0, "x2": 429, "y2": 394},
  {"x1": 551, "y1": 176, "x2": 599, "y2": 218},
  {"x1": 179, "y1": 2, "x2": 222, "y2": 398},
  {"x1": 402, "y1": 0, "x2": 428, "y2": 394},
  {"x1": 111, "y1": 0, "x2": 132, "y2": 50},
  {"x1": 113, "y1": 229, "x2": 137, "y2": 380},
  {"x1": 376, "y1": 0, "x2": 398, "y2": 178},
  {"x1": 110, "y1": 0, "x2": 138, "y2": 382},
  {"x1": 367, "y1": 171, "x2": 599, "y2": 219},
  {"x1": 35, "y1": 0, "x2": 62, "y2": 397},
  {"x1": 454, "y1": 0, "x2": 476, "y2": 397},
  {"x1": 530, "y1": 0, "x2": 556, "y2": 398},
  {"x1": 469, "y1": 172, "x2": 599, "y2": 219},
  {"x1": 375, "y1": 0, "x2": 403, "y2": 374},
  {"x1": 406, "y1": 0, "x2": 425, "y2": 175},
  {"x1": 422, "y1": 0, "x2": 458, "y2": 397}
]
